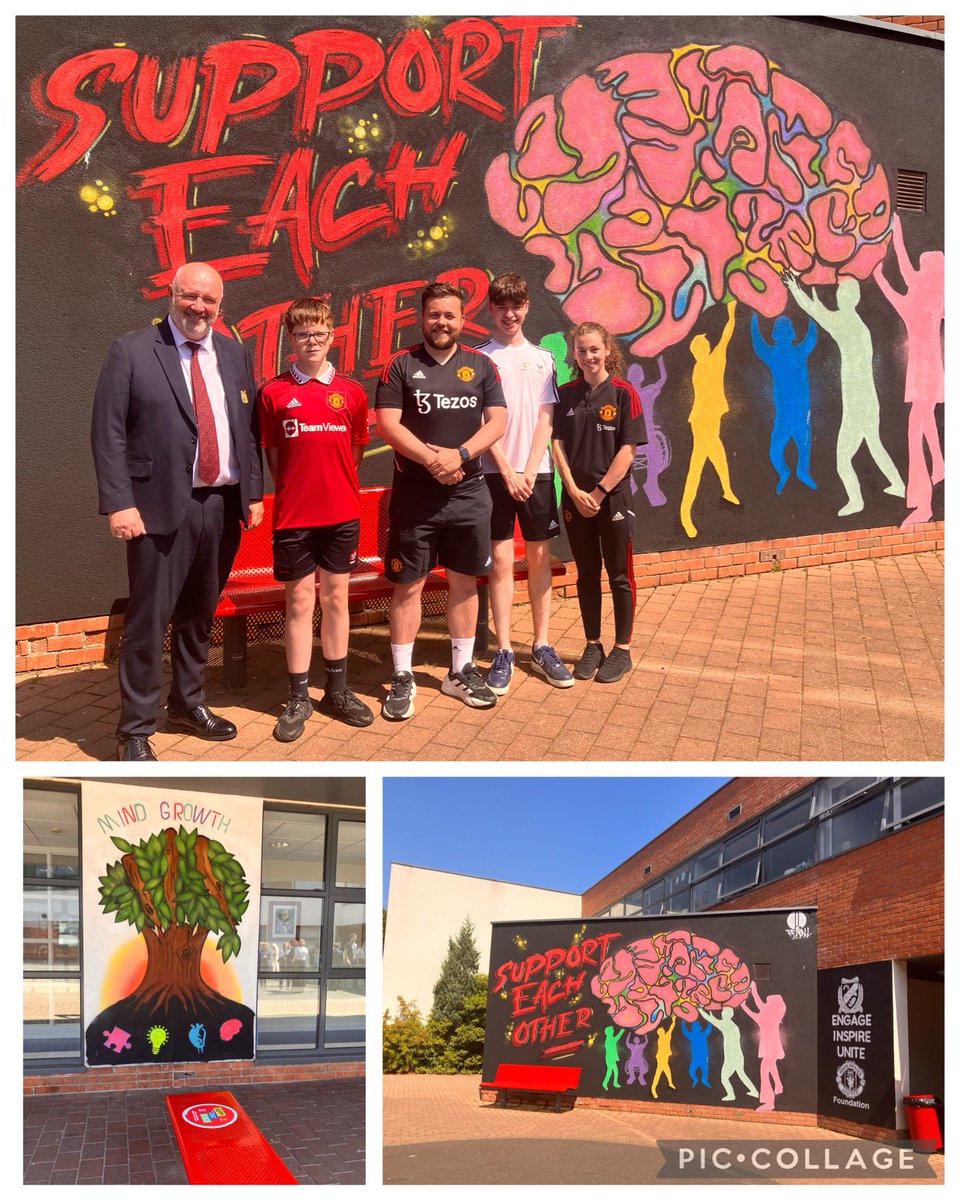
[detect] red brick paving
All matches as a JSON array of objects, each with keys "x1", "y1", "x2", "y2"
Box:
[{"x1": 16, "y1": 553, "x2": 943, "y2": 762}]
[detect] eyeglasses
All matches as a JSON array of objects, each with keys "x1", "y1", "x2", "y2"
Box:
[
  {"x1": 174, "y1": 290, "x2": 220, "y2": 308},
  {"x1": 292, "y1": 330, "x2": 333, "y2": 344}
]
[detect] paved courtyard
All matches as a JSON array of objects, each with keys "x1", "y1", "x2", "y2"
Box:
[
  {"x1": 383, "y1": 1073, "x2": 943, "y2": 1185},
  {"x1": 23, "y1": 1078, "x2": 364, "y2": 1185},
  {"x1": 16, "y1": 552, "x2": 943, "y2": 762}
]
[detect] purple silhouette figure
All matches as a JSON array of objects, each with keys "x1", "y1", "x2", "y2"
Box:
[
  {"x1": 627, "y1": 358, "x2": 669, "y2": 505},
  {"x1": 624, "y1": 1031, "x2": 649, "y2": 1085},
  {"x1": 740, "y1": 981, "x2": 786, "y2": 1111}
]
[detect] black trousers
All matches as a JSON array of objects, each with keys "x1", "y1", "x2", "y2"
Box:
[
  {"x1": 117, "y1": 486, "x2": 242, "y2": 738},
  {"x1": 562, "y1": 487, "x2": 637, "y2": 646}
]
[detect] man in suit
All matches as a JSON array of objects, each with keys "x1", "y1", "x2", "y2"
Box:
[{"x1": 91, "y1": 262, "x2": 263, "y2": 760}]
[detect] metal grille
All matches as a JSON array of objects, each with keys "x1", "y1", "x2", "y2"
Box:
[{"x1": 896, "y1": 169, "x2": 927, "y2": 212}]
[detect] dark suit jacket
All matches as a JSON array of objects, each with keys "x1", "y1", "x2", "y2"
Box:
[{"x1": 91, "y1": 316, "x2": 263, "y2": 535}]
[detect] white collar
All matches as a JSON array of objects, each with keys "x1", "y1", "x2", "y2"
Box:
[
  {"x1": 290, "y1": 361, "x2": 335, "y2": 386},
  {"x1": 169, "y1": 316, "x2": 214, "y2": 352}
]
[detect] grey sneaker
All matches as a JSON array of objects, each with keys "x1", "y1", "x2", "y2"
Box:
[
  {"x1": 319, "y1": 688, "x2": 374, "y2": 727},
  {"x1": 531, "y1": 644, "x2": 574, "y2": 688},
  {"x1": 573, "y1": 642, "x2": 606, "y2": 681},
  {"x1": 441, "y1": 662, "x2": 497, "y2": 708},
  {"x1": 382, "y1": 671, "x2": 416, "y2": 721},
  {"x1": 486, "y1": 648, "x2": 515, "y2": 695},
  {"x1": 274, "y1": 693, "x2": 313, "y2": 742},
  {"x1": 596, "y1": 646, "x2": 633, "y2": 683}
]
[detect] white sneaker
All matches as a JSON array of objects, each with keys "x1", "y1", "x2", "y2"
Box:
[{"x1": 441, "y1": 662, "x2": 497, "y2": 708}]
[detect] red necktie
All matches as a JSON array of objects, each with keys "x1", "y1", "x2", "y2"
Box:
[{"x1": 186, "y1": 341, "x2": 220, "y2": 485}]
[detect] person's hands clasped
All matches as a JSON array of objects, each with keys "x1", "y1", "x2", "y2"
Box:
[
  {"x1": 425, "y1": 444, "x2": 465, "y2": 486},
  {"x1": 571, "y1": 487, "x2": 601, "y2": 518}
]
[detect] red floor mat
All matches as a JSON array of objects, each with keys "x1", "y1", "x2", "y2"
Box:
[{"x1": 166, "y1": 1090, "x2": 298, "y2": 1184}]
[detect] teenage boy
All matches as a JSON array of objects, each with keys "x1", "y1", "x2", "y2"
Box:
[
  {"x1": 474, "y1": 273, "x2": 573, "y2": 692},
  {"x1": 258, "y1": 297, "x2": 374, "y2": 740},
  {"x1": 376, "y1": 281, "x2": 507, "y2": 720}
]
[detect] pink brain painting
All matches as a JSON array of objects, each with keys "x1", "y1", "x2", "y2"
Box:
[
  {"x1": 591, "y1": 929, "x2": 752, "y2": 1032},
  {"x1": 485, "y1": 44, "x2": 892, "y2": 356}
]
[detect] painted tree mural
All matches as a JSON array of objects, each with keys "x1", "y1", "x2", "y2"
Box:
[{"x1": 85, "y1": 826, "x2": 256, "y2": 1065}]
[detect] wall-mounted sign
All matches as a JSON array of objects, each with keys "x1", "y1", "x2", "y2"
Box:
[
  {"x1": 817, "y1": 960, "x2": 896, "y2": 1127},
  {"x1": 483, "y1": 910, "x2": 817, "y2": 1111},
  {"x1": 81, "y1": 782, "x2": 263, "y2": 1066}
]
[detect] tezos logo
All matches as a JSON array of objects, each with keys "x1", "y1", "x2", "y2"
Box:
[
  {"x1": 785, "y1": 911, "x2": 812, "y2": 940},
  {"x1": 836, "y1": 1061, "x2": 866, "y2": 1099},
  {"x1": 181, "y1": 1102, "x2": 238, "y2": 1129},
  {"x1": 282, "y1": 418, "x2": 299, "y2": 438},
  {"x1": 598, "y1": 403, "x2": 617, "y2": 421},
  {"x1": 456, "y1": 365, "x2": 476, "y2": 382},
  {"x1": 837, "y1": 977, "x2": 864, "y2": 1014}
]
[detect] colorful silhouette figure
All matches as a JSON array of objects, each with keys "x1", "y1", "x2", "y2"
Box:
[
  {"x1": 741, "y1": 982, "x2": 786, "y2": 1112},
  {"x1": 624, "y1": 1031, "x2": 650, "y2": 1085},
  {"x1": 602, "y1": 1025, "x2": 625, "y2": 1090},
  {"x1": 749, "y1": 313, "x2": 818, "y2": 494},
  {"x1": 872, "y1": 213, "x2": 944, "y2": 526},
  {"x1": 698, "y1": 1005, "x2": 758, "y2": 1102},
  {"x1": 627, "y1": 357, "x2": 670, "y2": 506},
  {"x1": 783, "y1": 271, "x2": 904, "y2": 516},
  {"x1": 680, "y1": 300, "x2": 740, "y2": 538},
  {"x1": 650, "y1": 1015, "x2": 677, "y2": 1099},
  {"x1": 681, "y1": 1017, "x2": 712, "y2": 1088}
]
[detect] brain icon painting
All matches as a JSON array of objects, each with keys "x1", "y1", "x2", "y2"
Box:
[
  {"x1": 485, "y1": 44, "x2": 892, "y2": 356},
  {"x1": 591, "y1": 929, "x2": 752, "y2": 1032}
]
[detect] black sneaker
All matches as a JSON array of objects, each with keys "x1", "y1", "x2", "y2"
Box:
[
  {"x1": 274, "y1": 693, "x2": 313, "y2": 742},
  {"x1": 319, "y1": 688, "x2": 374, "y2": 727},
  {"x1": 573, "y1": 642, "x2": 606, "y2": 680},
  {"x1": 382, "y1": 671, "x2": 416, "y2": 721},
  {"x1": 596, "y1": 646, "x2": 633, "y2": 683},
  {"x1": 441, "y1": 662, "x2": 497, "y2": 708}
]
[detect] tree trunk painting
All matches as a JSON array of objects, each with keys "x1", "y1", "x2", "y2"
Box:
[{"x1": 85, "y1": 826, "x2": 255, "y2": 1066}]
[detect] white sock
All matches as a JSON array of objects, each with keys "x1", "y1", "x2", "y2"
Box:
[
  {"x1": 391, "y1": 643, "x2": 414, "y2": 675},
  {"x1": 450, "y1": 637, "x2": 474, "y2": 674}
]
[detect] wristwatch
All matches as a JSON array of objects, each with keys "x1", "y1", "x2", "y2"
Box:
[
  {"x1": 458, "y1": 446, "x2": 470, "y2": 464},
  {"x1": 596, "y1": 480, "x2": 609, "y2": 495}
]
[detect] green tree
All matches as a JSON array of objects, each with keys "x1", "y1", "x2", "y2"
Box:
[
  {"x1": 431, "y1": 916, "x2": 479, "y2": 1023},
  {"x1": 429, "y1": 972, "x2": 488, "y2": 1073},
  {"x1": 383, "y1": 998, "x2": 432, "y2": 1073}
]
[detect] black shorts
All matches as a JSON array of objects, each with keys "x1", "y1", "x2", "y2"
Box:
[
  {"x1": 272, "y1": 520, "x2": 360, "y2": 580},
  {"x1": 385, "y1": 474, "x2": 493, "y2": 583},
  {"x1": 486, "y1": 472, "x2": 559, "y2": 542}
]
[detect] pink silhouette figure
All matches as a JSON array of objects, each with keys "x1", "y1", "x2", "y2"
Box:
[
  {"x1": 873, "y1": 214, "x2": 944, "y2": 526},
  {"x1": 740, "y1": 981, "x2": 786, "y2": 1111}
]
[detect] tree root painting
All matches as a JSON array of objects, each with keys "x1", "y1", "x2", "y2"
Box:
[{"x1": 85, "y1": 826, "x2": 255, "y2": 1066}]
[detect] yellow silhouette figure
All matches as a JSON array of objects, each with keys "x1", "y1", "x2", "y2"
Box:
[
  {"x1": 681, "y1": 300, "x2": 740, "y2": 538},
  {"x1": 650, "y1": 1014, "x2": 677, "y2": 1099}
]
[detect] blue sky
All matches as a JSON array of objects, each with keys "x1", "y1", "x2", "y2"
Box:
[{"x1": 383, "y1": 776, "x2": 732, "y2": 903}]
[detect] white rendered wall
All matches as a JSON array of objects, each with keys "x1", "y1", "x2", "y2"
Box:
[{"x1": 383, "y1": 863, "x2": 581, "y2": 1017}]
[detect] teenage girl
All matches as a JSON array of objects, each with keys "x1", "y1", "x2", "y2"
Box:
[{"x1": 552, "y1": 322, "x2": 645, "y2": 682}]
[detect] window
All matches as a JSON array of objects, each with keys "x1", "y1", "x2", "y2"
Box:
[
  {"x1": 692, "y1": 844, "x2": 722, "y2": 881},
  {"x1": 691, "y1": 874, "x2": 722, "y2": 911},
  {"x1": 814, "y1": 777, "x2": 880, "y2": 814},
  {"x1": 642, "y1": 878, "x2": 665, "y2": 914},
  {"x1": 762, "y1": 826, "x2": 816, "y2": 883},
  {"x1": 818, "y1": 793, "x2": 886, "y2": 859},
  {"x1": 723, "y1": 821, "x2": 759, "y2": 863},
  {"x1": 885, "y1": 778, "x2": 943, "y2": 828},
  {"x1": 763, "y1": 790, "x2": 813, "y2": 841},
  {"x1": 666, "y1": 888, "x2": 690, "y2": 914},
  {"x1": 720, "y1": 854, "x2": 760, "y2": 898},
  {"x1": 665, "y1": 862, "x2": 691, "y2": 895}
]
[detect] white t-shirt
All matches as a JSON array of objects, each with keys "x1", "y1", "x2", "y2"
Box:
[{"x1": 475, "y1": 338, "x2": 559, "y2": 475}]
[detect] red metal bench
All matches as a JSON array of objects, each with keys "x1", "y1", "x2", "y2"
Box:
[
  {"x1": 480, "y1": 1062, "x2": 582, "y2": 1111},
  {"x1": 166, "y1": 1090, "x2": 297, "y2": 1184},
  {"x1": 215, "y1": 485, "x2": 566, "y2": 687}
]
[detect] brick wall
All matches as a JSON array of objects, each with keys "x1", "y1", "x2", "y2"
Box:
[
  {"x1": 24, "y1": 1056, "x2": 364, "y2": 1096},
  {"x1": 866, "y1": 14, "x2": 944, "y2": 33},
  {"x1": 14, "y1": 519, "x2": 942, "y2": 674}
]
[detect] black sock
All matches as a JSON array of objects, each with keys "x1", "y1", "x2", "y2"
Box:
[
  {"x1": 324, "y1": 656, "x2": 347, "y2": 696},
  {"x1": 289, "y1": 670, "x2": 310, "y2": 699}
]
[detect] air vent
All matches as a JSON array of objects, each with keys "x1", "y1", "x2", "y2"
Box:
[
  {"x1": 896, "y1": 169, "x2": 927, "y2": 213},
  {"x1": 643, "y1": 865, "x2": 651, "y2": 876},
  {"x1": 753, "y1": 962, "x2": 771, "y2": 980},
  {"x1": 727, "y1": 804, "x2": 741, "y2": 820}
]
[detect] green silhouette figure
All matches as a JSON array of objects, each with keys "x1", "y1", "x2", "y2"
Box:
[
  {"x1": 602, "y1": 1024, "x2": 625, "y2": 1090},
  {"x1": 783, "y1": 271, "x2": 904, "y2": 516},
  {"x1": 650, "y1": 1015, "x2": 677, "y2": 1099},
  {"x1": 698, "y1": 1005, "x2": 759, "y2": 1102}
]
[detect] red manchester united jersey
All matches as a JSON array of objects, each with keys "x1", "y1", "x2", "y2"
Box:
[{"x1": 258, "y1": 364, "x2": 370, "y2": 529}]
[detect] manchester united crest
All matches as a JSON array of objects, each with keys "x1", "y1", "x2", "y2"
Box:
[
  {"x1": 390, "y1": 557, "x2": 403, "y2": 574},
  {"x1": 327, "y1": 391, "x2": 346, "y2": 411},
  {"x1": 456, "y1": 365, "x2": 475, "y2": 382},
  {"x1": 598, "y1": 403, "x2": 617, "y2": 421}
]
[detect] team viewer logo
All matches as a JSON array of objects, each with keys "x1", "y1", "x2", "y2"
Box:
[
  {"x1": 181, "y1": 1102, "x2": 238, "y2": 1129},
  {"x1": 327, "y1": 392, "x2": 346, "y2": 411},
  {"x1": 456, "y1": 365, "x2": 475, "y2": 382},
  {"x1": 282, "y1": 418, "x2": 299, "y2": 438}
]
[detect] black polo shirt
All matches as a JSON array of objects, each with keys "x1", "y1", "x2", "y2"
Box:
[{"x1": 554, "y1": 375, "x2": 646, "y2": 493}]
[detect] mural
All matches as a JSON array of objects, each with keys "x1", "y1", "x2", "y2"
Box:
[
  {"x1": 81, "y1": 782, "x2": 263, "y2": 1067},
  {"x1": 483, "y1": 911, "x2": 817, "y2": 1111},
  {"x1": 15, "y1": 17, "x2": 942, "y2": 624}
]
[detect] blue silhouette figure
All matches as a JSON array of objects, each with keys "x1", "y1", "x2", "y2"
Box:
[
  {"x1": 681, "y1": 1017, "x2": 712, "y2": 1088},
  {"x1": 624, "y1": 1031, "x2": 650, "y2": 1085},
  {"x1": 188, "y1": 1022, "x2": 206, "y2": 1054},
  {"x1": 749, "y1": 312, "x2": 817, "y2": 494}
]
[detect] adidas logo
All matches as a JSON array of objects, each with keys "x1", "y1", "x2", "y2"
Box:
[
  {"x1": 485, "y1": 556, "x2": 492, "y2": 567},
  {"x1": 566, "y1": 408, "x2": 575, "y2": 416},
  {"x1": 612, "y1": 511, "x2": 625, "y2": 521},
  {"x1": 413, "y1": 369, "x2": 426, "y2": 379},
  {"x1": 549, "y1": 520, "x2": 559, "y2": 530},
  {"x1": 285, "y1": 398, "x2": 302, "y2": 408}
]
